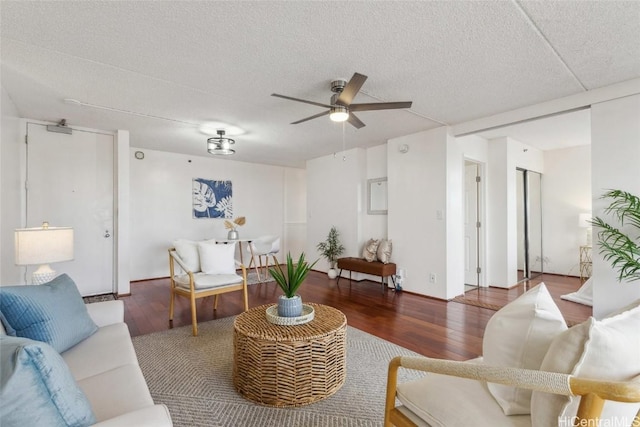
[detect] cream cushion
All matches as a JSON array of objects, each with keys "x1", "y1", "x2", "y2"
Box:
[
  {"x1": 377, "y1": 239, "x2": 393, "y2": 264},
  {"x1": 173, "y1": 238, "x2": 216, "y2": 272},
  {"x1": 482, "y1": 283, "x2": 567, "y2": 415},
  {"x1": 174, "y1": 273, "x2": 243, "y2": 290},
  {"x1": 531, "y1": 301, "x2": 640, "y2": 426},
  {"x1": 362, "y1": 239, "x2": 379, "y2": 262},
  {"x1": 396, "y1": 358, "x2": 531, "y2": 427},
  {"x1": 199, "y1": 242, "x2": 236, "y2": 274}
]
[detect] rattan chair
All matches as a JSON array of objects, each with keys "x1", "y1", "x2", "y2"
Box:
[
  {"x1": 384, "y1": 356, "x2": 640, "y2": 427},
  {"x1": 248, "y1": 236, "x2": 280, "y2": 281},
  {"x1": 168, "y1": 247, "x2": 248, "y2": 336}
]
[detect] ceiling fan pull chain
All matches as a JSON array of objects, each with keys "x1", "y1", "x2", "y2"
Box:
[{"x1": 342, "y1": 122, "x2": 347, "y2": 161}]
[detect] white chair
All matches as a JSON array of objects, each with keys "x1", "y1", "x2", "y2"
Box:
[{"x1": 248, "y1": 236, "x2": 280, "y2": 282}]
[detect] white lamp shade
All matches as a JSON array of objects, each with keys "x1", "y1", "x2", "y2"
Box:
[
  {"x1": 578, "y1": 213, "x2": 592, "y2": 228},
  {"x1": 15, "y1": 227, "x2": 74, "y2": 265}
]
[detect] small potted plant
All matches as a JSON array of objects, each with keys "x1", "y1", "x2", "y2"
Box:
[
  {"x1": 224, "y1": 216, "x2": 246, "y2": 240},
  {"x1": 269, "y1": 252, "x2": 317, "y2": 317},
  {"x1": 316, "y1": 226, "x2": 345, "y2": 279}
]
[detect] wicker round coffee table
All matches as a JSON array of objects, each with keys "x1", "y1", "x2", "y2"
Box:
[{"x1": 233, "y1": 303, "x2": 347, "y2": 407}]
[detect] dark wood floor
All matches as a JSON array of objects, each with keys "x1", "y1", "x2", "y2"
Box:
[{"x1": 122, "y1": 271, "x2": 591, "y2": 361}]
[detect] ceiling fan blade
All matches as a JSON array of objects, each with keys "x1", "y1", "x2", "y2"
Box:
[
  {"x1": 271, "y1": 93, "x2": 332, "y2": 109},
  {"x1": 291, "y1": 110, "x2": 330, "y2": 125},
  {"x1": 335, "y1": 73, "x2": 368, "y2": 106},
  {"x1": 347, "y1": 113, "x2": 365, "y2": 129},
  {"x1": 349, "y1": 101, "x2": 413, "y2": 112}
]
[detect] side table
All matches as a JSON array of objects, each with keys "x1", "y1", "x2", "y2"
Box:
[
  {"x1": 579, "y1": 245, "x2": 592, "y2": 282},
  {"x1": 233, "y1": 303, "x2": 347, "y2": 407}
]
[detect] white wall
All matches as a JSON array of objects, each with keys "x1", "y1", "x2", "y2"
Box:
[
  {"x1": 486, "y1": 137, "x2": 544, "y2": 287},
  {"x1": 129, "y1": 148, "x2": 296, "y2": 280},
  {"x1": 306, "y1": 148, "x2": 366, "y2": 271},
  {"x1": 591, "y1": 94, "x2": 640, "y2": 318},
  {"x1": 387, "y1": 127, "x2": 463, "y2": 299},
  {"x1": 284, "y1": 167, "x2": 307, "y2": 260},
  {"x1": 364, "y1": 144, "x2": 388, "y2": 242},
  {"x1": 542, "y1": 145, "x2": 591, "y2": 276},
  {"x1": 0, "y1": 87, "x2": 22, "y2": 284}
]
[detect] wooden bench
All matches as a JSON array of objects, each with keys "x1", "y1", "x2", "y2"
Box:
[{"x1": 336, "y1": 257, "x2": 397, "y2": 292}]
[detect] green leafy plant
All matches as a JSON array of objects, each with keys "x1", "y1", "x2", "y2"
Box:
[
  {"x1": 269, "y1": 252, "x2": 318, "y2": 298},
  {"x1": 591, "y1": 189, "x2": 640, "y2": 282},
  {"x1": 316, "y1": 226, "x2": 345, "y2": 268}
]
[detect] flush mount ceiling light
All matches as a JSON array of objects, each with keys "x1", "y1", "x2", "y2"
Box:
[{"x1": 207, "y1": 130, "x2": 236, "y2": 155}]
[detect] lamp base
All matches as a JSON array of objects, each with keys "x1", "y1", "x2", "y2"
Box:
[{"x1": 32, "y1": 264, "x2": 56, "y2": 285}]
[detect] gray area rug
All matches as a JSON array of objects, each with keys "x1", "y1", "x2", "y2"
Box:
[
  {"x1": 132, "y1": 316, "x2": 425, "y2": 426},
  {"x1": 245, "y1": 271, "x2": 275, "y2": 286}
]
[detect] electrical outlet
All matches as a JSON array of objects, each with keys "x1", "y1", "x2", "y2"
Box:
[{"x1": 429, "y1": 273, "x2": 436, "y2": 283}]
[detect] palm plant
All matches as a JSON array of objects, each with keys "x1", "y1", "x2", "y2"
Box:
[
  {"x1": 269, "y1": 252, "x2": 317, "y2": 298},
  {"x1": 591, "y1": 189, "x2": 640, "y2": 282},
  {"x1": 316, "y1": 226, "x2": 345, "y2": 268}
]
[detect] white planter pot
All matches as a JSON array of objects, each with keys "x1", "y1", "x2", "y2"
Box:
[{"x1": 327, "y1": 268, "x2": 338, "y2": 279}]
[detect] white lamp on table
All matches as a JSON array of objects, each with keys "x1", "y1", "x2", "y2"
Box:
[{"x1": 15, "y1": 222, "x2": 74, "y2": 285}]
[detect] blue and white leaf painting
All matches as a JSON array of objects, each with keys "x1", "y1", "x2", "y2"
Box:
[{"x1": 192, "y1": 178, "x2": 233, "y2": 218}]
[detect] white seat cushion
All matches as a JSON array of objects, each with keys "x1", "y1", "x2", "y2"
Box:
[
  {"x1": 396, "y1": 363, "x2": 531, "y2": 427},
  {"x1": 76, "y1": 364, "x2": 154, "y2": 423},
  {"x1": 174, "y1": 273, "x2": 243, "y2": 290},
  {"x1": 62, "y1": 323, "x2": 138, "y2": 381}
]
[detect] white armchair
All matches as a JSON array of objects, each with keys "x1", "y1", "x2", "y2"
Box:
[
  {"x1": 248, "y1": 236, "x2": 280, "y2": 281},
  {"x1": 168, "y1": 243, "x2": 248, "y2": 336},
  {"x1": 385, "y1": 284, "x2": 640, "y2": 427},
  {"x1": 385, "y1": 356, "x2": 640, "y2": 427}
]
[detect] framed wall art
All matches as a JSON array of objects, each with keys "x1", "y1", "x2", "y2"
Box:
[{"x1": 192, "y1": 178, "x2": 232, "y2": 218}]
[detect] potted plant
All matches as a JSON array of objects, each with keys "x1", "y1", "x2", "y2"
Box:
[
  {"x1": 316, "y1": 226, "x2": 345, "y2": 279},
  {"x1": 224, "y1": 216, "x2": 246, "y2": 240},
  {"x1": 269, "y1": 252, "x2": 318, "y2": 317},
  {"x1": 591, "y1": 189, "x2": 640, "y2": 282}
]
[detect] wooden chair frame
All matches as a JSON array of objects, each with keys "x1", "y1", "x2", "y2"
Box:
[
  {"x1": 168, "y1": 248, "x2": 249, "y2": 336},
  {"x1": 385, "y1": 356, "x2": 640, "y2": 427}
]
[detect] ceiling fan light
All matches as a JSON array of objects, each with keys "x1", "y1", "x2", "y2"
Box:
[{"x1": 330, "y1": 107, "x2": 349, "y2": 122}]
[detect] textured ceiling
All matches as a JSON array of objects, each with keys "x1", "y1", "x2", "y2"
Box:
[{"x1": 2, "y1": 1, "x2": 639, "y2": 167}]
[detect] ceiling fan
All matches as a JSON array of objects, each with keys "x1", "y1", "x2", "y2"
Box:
[{"x1": 272, "y1": 72, "x2": 412, "y2": 129}]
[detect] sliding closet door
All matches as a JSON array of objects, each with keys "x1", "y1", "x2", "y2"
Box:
[{"x1": 516, "y1": 169, "x2": 543, "y2": 282}]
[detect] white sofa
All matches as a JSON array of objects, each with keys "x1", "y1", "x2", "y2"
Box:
[{"x1": 1, "y1": 299, "x2": 172, "y2": 426}]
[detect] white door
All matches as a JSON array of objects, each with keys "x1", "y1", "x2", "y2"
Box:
[
  {"x1": 464, "y1": 162, "x2": 479, "y2": 286},
  {"x1": 26, "y1": 122, "x2": 114, "y2": 295}
]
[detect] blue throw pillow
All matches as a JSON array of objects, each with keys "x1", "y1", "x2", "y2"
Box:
[
  {"x1": 0, "y1": 336, "x2": 96, "y2": 427},
  {"x1": 0, "y1": 274, "x2": 98, "y2": 353}
]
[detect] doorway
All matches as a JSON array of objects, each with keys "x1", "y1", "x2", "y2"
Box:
[
  {"x1": 516, "y1": 168, "x2": 543, "y2": 282},
  {"x1": 25, "y1": 122, "x2": 115, "y2": 296},
  {"x1": 464, "y1": 160, "x2": 483, "y2": 290}
]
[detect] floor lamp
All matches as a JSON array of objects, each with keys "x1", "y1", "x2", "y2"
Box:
[{"x1": 15, "y1": 222, "x2": 74, "y2": 285}]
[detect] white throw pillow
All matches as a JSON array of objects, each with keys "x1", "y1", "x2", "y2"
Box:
[
  {"x1": 173, "y1": 238, "x2": 216, "y2": 272},
  {"x1": 198, "y1": 242, "x2": 237, "y2": 275},
  {"x1": 377, "y1": 239, "x2": 393, "y2": 264},
  {"x1": 362, "y1": 239, "x2": 379, "y2": 262},
  {"x1": 173, "y1": 239, "x2": 202, "y2": 272},
  {"x1": 531, "y1": 301, "x2": 640, "y2": 427},
  {"x1": 482, "y1": 283, "x2": 567, "y2": 415}
]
